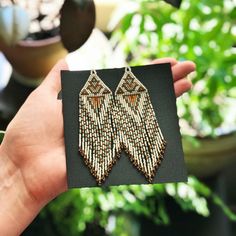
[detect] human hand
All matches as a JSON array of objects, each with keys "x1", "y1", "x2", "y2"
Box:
[
  {"x1": 0, "y1": 57, "x2": 195, "y2": 235},
  {"x1": 152, "y1": 57, "x2": 195, "y2": 97},
  {"x1": 0, "y1": 60, "x2": 68, "y2": 235}
]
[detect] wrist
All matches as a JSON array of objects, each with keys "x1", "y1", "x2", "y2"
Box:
[{"x1": 0, "y1": 144, "x2": 44, "y2": 235}]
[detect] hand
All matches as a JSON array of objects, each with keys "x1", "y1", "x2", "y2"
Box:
[
  {"x1": 152, "y1": 58, "x2": 195, "y2": 97},
  {"x1": 0, "y1": 60, "x2": 68, "y2": 236},
  {"x1": 0, "y1": 57, "x2": 195, "y2": 235}
]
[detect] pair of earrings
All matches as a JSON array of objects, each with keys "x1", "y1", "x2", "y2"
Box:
[{"x1": 79, "y1": 67, "x2": 167, "y2": 185}]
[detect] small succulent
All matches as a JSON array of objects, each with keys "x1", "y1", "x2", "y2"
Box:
[
  {"x1": 0, "y1": 0, "x2": 96, "y2": 52},
  {"x1": 0, "y1": 5, "x2": 30, "y2": 45}
]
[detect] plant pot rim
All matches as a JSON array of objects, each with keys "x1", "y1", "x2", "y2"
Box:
[
  {"x1": 183, "y1": 129, "x2": 236, "y2": 141},
  {"x1": 183, "y1": 129, "x2": 236, "y2": 177},
  {"x1": 17, "y1": 35, "x2": 62, "y2": 48}
]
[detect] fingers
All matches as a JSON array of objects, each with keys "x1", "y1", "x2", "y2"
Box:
[
  {"x1": 151, "y1": 58, "x2": 195, "y2": 97},
  {"x1": 174, "y1": 78, "x2": 192, "y2": 97},
  {"x1": 151, "y1": 58, "x2": 195, "y2": 81},
  {"x1": 151, "y1": 57, "x2": 178, "y2": 66},
  {"x1": 40, "y1": 59, "x2": 69, "y2": 93},
  {"x1": 172, "y1": 61, "x2": 196, "y2": 81}
]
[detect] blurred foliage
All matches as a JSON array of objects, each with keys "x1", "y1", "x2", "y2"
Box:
[
  {"x1": 112, "y1": 0, "x2": 236, "y2": 137},
  {"x1": 43, "y1": 176, "x2": 236, "y2": 235}
]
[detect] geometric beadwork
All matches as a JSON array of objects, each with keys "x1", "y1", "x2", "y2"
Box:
[
  {"x1": 79, "y1": 70, "x2": 116, "y2": 185},
  {"x1": 114, "y1": 67, "x2": 167, "y2": 183}
]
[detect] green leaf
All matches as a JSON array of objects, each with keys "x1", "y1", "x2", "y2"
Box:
[
  {"x1": 157, "y1": 202, "x2": 170, "y2": 225},
  {"x1": 121, "y1": 13, "x2": 135, "y2": 34},
  {"x1": 212, "y1": 194, "x2": 236, "y2": 221}
]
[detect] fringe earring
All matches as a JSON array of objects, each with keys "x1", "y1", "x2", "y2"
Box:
[
  {"x1": 114, "y1": 67, "x2": 167, "y2": 183},
  {"x1": 79, "y1": 70, "x2": 116, "y2": 185}
]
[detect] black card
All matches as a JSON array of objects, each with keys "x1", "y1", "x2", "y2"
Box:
[{"x1": 60, "y1": 63, "x2": 187, "y2": 188}]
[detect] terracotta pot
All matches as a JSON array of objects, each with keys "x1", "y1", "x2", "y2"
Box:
[
  {"x1": 0, "y1": 36, "x2": 67, "y2": 79},
  {"x1": 183, "y1": 132, "x2": 236, "y2": 177}
]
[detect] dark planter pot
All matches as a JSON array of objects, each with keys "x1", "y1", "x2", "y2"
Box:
[
  {"x1": 0, "y1": 36, "x2": 67, "y2": 129},
  {"x1": 0, "y1": 36, "x2": 67, "y2": 79}
]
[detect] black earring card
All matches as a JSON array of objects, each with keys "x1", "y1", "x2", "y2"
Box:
[{"x1": 60, "y1": 63, "x2": 187, "y2": 188}]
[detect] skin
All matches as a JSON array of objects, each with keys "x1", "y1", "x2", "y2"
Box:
[{"x1": 0, "y1": 58, "x2": 195, "y2": 235}]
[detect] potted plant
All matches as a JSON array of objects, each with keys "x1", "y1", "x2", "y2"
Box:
[
  {"x1": 110, "y1": 0, "x2": 236, "y2": 177},
  {"x1": 0, "y1": 0, "x2": 95, "y2": 128},
  {"x1": 0, "y1": 0, "x2": 66, "y2": 80},
  {"x1": 0, "y1": 0, "x2": 96, "y2": 79}
]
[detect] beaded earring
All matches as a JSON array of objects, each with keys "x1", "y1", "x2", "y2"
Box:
[
  {"x1": 79, "y1": 70, "x2": 117, "y2": 185},
  {"x1": 114, "y1": 67, "x2": 167, "y2": 183}
]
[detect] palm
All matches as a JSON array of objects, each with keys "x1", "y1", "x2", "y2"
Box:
[
  {"x1": 3, "y1": 61, "x2": 68, "y2": 204},
  {"x1": 4, "y1": 87, "x2": 66, "y2": 203},
  {"x1": 2, "y1": 58, "x2": 195, "y2": 204}
]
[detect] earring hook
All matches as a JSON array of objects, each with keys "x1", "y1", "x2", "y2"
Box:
[
  {"x1": 91, "y1": 69, "x2": 97, "y2": 75},
  {"x1": 125, "y1": 66, "x2": 132, "y2": 73}
]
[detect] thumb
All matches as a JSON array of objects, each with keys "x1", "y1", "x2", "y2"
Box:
[{"x1": 40, "y1": 59, "x2": 69, "y2": 93}]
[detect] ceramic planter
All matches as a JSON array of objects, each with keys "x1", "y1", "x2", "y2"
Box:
[
  {"x1": 0, "y1": 36, "x2": 67, "y2": 80},
  {"x1": 183, "y1": 132, "x2": 236, "y2": 177}
]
